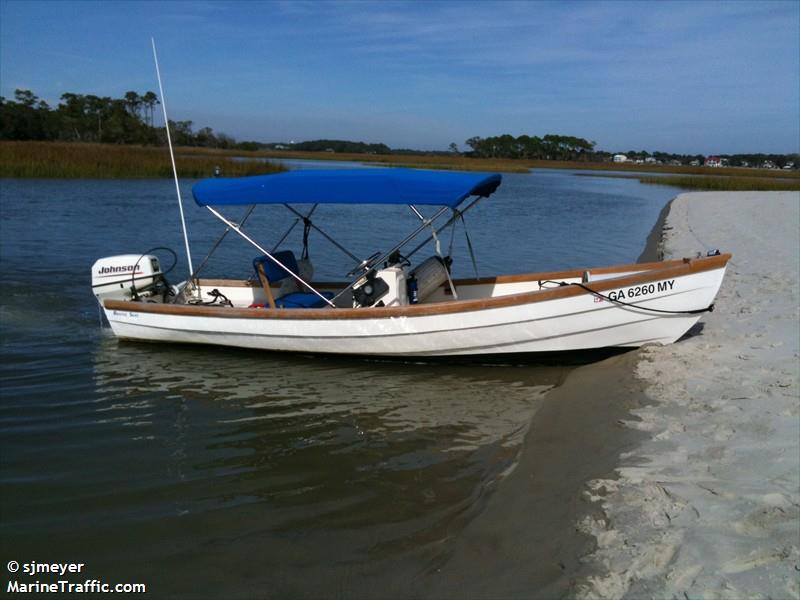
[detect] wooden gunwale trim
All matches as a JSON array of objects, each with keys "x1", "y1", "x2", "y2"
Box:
[
  {"x1": 106, "y1": 254, "x2": 730, "y2": 321},
  {"x1": 196, "y1": 256, "x2": 705, "y2": 290}
]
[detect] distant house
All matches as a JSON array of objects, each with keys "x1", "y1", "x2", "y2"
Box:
[
  {"x1": 705, "y1": 156, "x2": 722, "y2": 167},
  {"x1": 644, "y1": 157, "x2": 658, "y2": 164},
  {"x1": 273, "y1": 144, "x2": 288, "y2": 150},
  {"x1": 613, "y1": 154, "x2": 628, "y2": 163},
  {"x1": 690, "y1": 159, "x2": 701, "y2": 166}
]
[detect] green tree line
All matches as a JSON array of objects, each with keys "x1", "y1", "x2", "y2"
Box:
[
  {"x1": 464, "y1": 134, "x2": 595, "y2": 160},
  {"x1": 462, "y1": 133, "x2": 797, "y2": 168},
  {"x1": 0, "y1": 88, "x2": 239, "y2": 149}
]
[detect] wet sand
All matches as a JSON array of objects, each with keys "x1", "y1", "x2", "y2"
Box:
[{"x1": 422, "y1": 350, "x2": 648, "y2": 598}]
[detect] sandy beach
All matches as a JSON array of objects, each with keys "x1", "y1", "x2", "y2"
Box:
[{"x1": 576, "y1": 192, "x2": 800, "y2": 599}]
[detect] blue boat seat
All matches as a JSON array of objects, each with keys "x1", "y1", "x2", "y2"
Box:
[
  {"x1": 275, "y1": 292, "x2": 332, "y2": 309},
  {"x1": 253, "y1": 250, "x2": 300, "y2": 282},
  {"x1": 253, "y1": 251, "x2": 333, "y2": 309}
]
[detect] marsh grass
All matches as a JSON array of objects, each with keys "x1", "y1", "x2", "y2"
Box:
[
  {"x1": 174, "y1": 147, "x2": 800, "y2": 178},
  {"x1": 248, "y1": 149, "x2": 540, "y2": 172},
  {"x1": 556, "y1": 162, "x2": 799, "y2": 179},
  {"x1": 578, "y1": 171, "x2": 800, "y2": 191},
  {"x1": 637, "y1": 175, "x2": 800, "y2": 191},
  {"x1": 3, "y1": 141, "x2": 798, "y2": 183},
  {"x1": 0, "y1": 141, "x2": 285, "y2": 178}
]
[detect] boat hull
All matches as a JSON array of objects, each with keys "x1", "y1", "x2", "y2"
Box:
[{"x1": 102, "y1": 255, "x2": 730, "y2": 357}]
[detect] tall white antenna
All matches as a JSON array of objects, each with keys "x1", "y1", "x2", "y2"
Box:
[{"x1": 151, "y1": 38, "x2": 194, "y2": 279}]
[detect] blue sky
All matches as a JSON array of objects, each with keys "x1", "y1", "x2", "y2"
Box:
[{"x1": 1, "y1": 0, "x2": 798, "y2": 154}]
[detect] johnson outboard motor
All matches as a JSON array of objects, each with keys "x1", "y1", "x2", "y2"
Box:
[{"x1": 91, "y1": 254, "x2": 168, "y2": 305}]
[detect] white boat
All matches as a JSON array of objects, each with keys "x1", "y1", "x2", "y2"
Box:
[{"x1": 91, "y1": 168, "x2": 730, "y2": 358}]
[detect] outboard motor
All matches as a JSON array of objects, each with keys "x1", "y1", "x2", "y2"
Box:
[{"x1": 91, "y1": 254, "x2": 165, "y2": 305}]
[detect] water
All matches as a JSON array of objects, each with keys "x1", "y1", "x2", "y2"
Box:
[{"x1": 0, "y1": 168, "x2": 678, "y2": 596}]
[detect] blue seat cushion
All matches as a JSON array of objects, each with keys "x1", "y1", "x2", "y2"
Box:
[
  {"x1": 253, "y1": 250, "x2": 298, "y2": 282},
  {"x1": 275, "y1": 291, "x2": 334, "y2": 309}
]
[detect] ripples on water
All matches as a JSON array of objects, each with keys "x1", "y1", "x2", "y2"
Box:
[{"x1": 0, "y1": 168, "x2": 677, "y2": 595}]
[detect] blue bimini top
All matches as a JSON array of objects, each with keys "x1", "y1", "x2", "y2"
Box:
[{"x1": 192, "y1": 168, "x2": 502, "y2": 209}]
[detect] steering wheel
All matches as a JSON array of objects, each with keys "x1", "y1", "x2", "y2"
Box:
[{"x1": 346, "y1": 251, "x2": 382, "y2": 277}]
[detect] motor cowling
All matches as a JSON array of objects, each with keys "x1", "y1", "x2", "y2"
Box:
[
  {"x1": 91, "y1": 254, "x2": 164, "y2": 304},
  {"x1": 409, "y1": 256, "x2": 451, "y2": 302}
]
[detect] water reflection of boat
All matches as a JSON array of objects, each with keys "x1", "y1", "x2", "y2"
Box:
[
  {"x1": 91, "y1": 169, "x2": 730, "y2": 357},
  {"x1": 91, "y1": 339, "x2": 565, "y2": 542},
  {"x1": 92, "y1": 337, "x2": 564, "y2": 451}
]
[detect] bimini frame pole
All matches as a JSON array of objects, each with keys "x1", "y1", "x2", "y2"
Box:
[
  {"x1": 329, "y1": 204, "x2": 450, "y2": 304},
  {"x1": 152, "y1": 38, "x2": 194, "y2": 280},
  {"x1": 205, "y1": 206, "x2": 335, "y2": 308},
  {"x1": 405, "y1": 196, "x2": 484, "y2": 260},
  {"x1": 193, "y1": 204, "x2": 257, "y2": 278}
]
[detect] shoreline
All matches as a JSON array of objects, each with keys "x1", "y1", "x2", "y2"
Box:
[
  {"x1": 423, "y1": 350, "x2": 650, "y2": 598},
  {"x1": 422, "y1": 199, "x2": 675, "y2": 597},
  {"x1": 638, "y1": 195, "x2": 673, "y2": 262}
]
